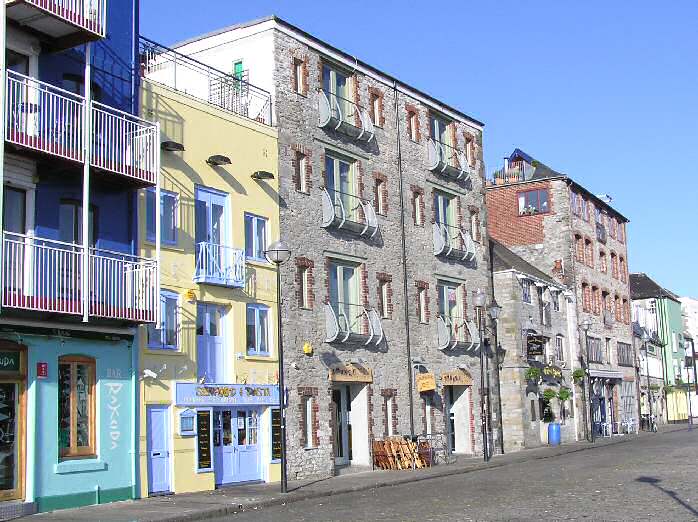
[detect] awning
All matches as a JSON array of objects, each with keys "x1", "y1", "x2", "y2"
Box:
[{"x1": 589, "y1": 369, "x2": 624, "y2": 380}]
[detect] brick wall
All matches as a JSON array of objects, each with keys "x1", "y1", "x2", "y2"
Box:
[{"x1": 485, "y1": 180, "x2": 552, "y2": 246}]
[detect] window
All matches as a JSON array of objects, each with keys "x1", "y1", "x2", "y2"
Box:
[
  {"x1": 429, "y1": 114, "x2": 451, "y2": 146},
  {"x1": 618, "y1": 342, "x2": 634, "y2": 367},
  {"x1": 623, "y1": 299, "x2": 630, "y2": 325},
  {"x1": 322, "y1": 64, "x2": 353, "y2": 125},
  {"x1": 385, "y1": 395, "x2": 395, "y2": 436},
  {"x1": 417, "y1": 285, "x2": 428, "y2": 323},
  {"x1": 378, "y1": 279, "x2": 390, "y2": 319},
  {"x1": 407, "y1": 111, "x2": 419, "y2": 141},
  {"x1": 433, "y1": 190, "x2": 456, "y2": 228},
  {"x1": 413, "y1": 190, "x2": 424, "y2": 226},
  {"x1": 7, "y1": 49, "x2": 29, "y2": 75},
  {"x1": 375, "y1": 178, "x2": 387, "y2": 215},
  {"x1": 570, "y1": 190, "x2": 581, "y2": 216},
  {"x1": 292, "y1": 57, "x2": 305, "y2": 95},
  {"x1": 522, "y1": 279, "x2": 532, "y2": 304},
  {"x1": 298, "y1": 265, "x2": 311, "y2": 309},
  {"x1": 592, "y1": 286, "x2": 600, "y2": 315},
  {"x1": 294, "y1": 151, "x2": 309, "y2": 193},
  {"x1": 369, "y1": 91, "x2": 382, "y2": 126},
  {"x1": 605, "y1": 338, "x2": 612, "y2": 363},
  {"x1": 552, "y1": 291, "x2": 560, "y2": 312},
  {"x1": 148, "y1": 291, "x2": 179, "y2": 349},
  {"x1": 246, "y1": 305, "x2": 270, "y2": 356},
  {"x1": 244, "y1": 214, "x2": 268, "y2": 261},
  {"x1": 609, "y1": 217, "x2": 617, "y2": 239},
  {"x1": 62, "y1": 74, "x2": 102, "y2": 102},
  {"x1": 58, "y1": 356, "x2": 96, "y2": 458},
  {"x1": 518, "y1": 189, "x2": 549, "y2": 216},
  {"x1": 329, "y1": 260, "x2": 362, "y2": 333},
  {"x1": 3, "y1": 186, "x2": 26, "y2": 234},
  {"x1": 581, "y1": 198, "x2": 589, "y2": 222},
  {"x1": 619, "y1": 256, "x2": 627, "y2": 283},
  {"x1": 470, "y1": 210, "x2": 480, "y2": 242},
  {"x1": 146, "y1": 188, "x2": 177, "y2": 244},
  {"x1": 59, "y1": 200, "x2": 96, "y2": 246},
  {"x1": 587, "y1": 337, "x2": 603, "y2": 363},
  {"x1": 610, "y1": 253, "x2": 618, "y2": 279},
  {"x1": 599, "y1": 251, "x2": 607, "y2": 273},
  {"x1": 302, "y1": 396, "x2": 315, "y2": 448},
  {"x1": 618, "y1": 222, "x2": 625, "y2": 243},
  {"x1": 575, "y1": 235, "x2": 584, "y2": 263},
  {"x1": 582, "y1": 283, "x2": 591, "y2": 312},
  {"x1": 325, "y1": 152, "x2": 358, "y2": 221},
  {"x1": 584, "y1": 238, "x2": 594, "y2": 267},
  {"x1": 555, "y1": 335, "x2": 565, "y2": 362}
]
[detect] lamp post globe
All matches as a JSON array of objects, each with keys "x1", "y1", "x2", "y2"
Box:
[{"x1": 265, "y1": 240, "x2": 291, "y2": 265}]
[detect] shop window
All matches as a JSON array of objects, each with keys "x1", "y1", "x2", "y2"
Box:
[
  {"x1": 146, "y1": 188, "x2": 178, "y2": 245},
  {"x1": 246, "y1": 304, "x2": 270, "y2": 356},
  {"x1": 244, "y1": 213, "x2": 268, "y2": 262},
  {"x1": 58, "y1": 356, "x2": 96, "y2": 458}
]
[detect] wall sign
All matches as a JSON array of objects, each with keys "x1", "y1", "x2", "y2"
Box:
[
  {"x1": 527, "y1": 336, "x2": 546, "y2": 357},
  {"x1": 541, "y1": 365, "x2": 563, "y2": 385},
  {"x1": 416, "y1": 372, "x2": 436, "y2": 393},
  {"x1": 0, "y1": 352, "x2": 19, "y2": 372},
  {"x1": 328, "y1": 364, "x2": 373, "y2": 383},
  {"x1": 271, "y1": 408, "x2": 282, "y2": 460},
  {"x1": 196, "y1": 410, "x2": 211, "y2": 470},
  {"x1": 176, "y1": 383, "x2": 279, "y2": 407},
  {"x1": 441, "y1": 370, "x2": 473, "y2": 386},
  {"x1": 36, "y1": 362, "x2": 48, "y2": 379}
]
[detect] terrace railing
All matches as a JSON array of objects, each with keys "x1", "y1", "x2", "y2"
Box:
[
  {"x1": 426, "y1": 138, "x2": 470, "y2": 181},
  {"x1": 6, "y1": 0, "x2": 107, "y2": 40},
  {"x1": 324, "y1": 301, "x2": 383, "y2": 346},
  {"x1": 432, "y1": 222, "x2": 476, "y2": 262},
  {"x1": 193, "y1": 242, "x2": 245, "y2": 288},
  {"x1": 317, "y1": 89, "x2": 374, "y2": 142},
  {"x1": 320, "y1": 188, "x2": 379, "y2": 238}
]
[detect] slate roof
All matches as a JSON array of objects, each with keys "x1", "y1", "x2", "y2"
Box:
[
  {"x1": 491, "y1": 240, "x2": 562, "y2": 287},
  {"x1": 629, "y1": 273, "x2": 681, "y2": 302}
]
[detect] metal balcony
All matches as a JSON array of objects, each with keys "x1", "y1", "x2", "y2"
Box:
[
  {"x1": 317, "y1": 90, "x2": 374, "y2": 142},
  {"x1": 193, "y1": 242, "x2": 245, "y2": 288},
  {"x1": 432, "y1": 222, "x2": 476, "y2": 262},
  {"x1": 2, "y1": 231, "x2": 157, "y2": 322},
  {"x1": 436, "y1": 314, "x2": 479, "y2": 351},
  {"x1": 6, "y1": 0, "x2": 106, "y2": 46},
  {"x1": 425, "y1": 138, "x2": 470, "y2": 181},
  {"x1": 320, "y1": 188, "x2": 378, "y2": 238},
  {"x1": 5, "y1": 70, "x2": 158, "y2": 185},
  {"x1": 324, "y1": 301, "x2": 383, "y2": 346}
]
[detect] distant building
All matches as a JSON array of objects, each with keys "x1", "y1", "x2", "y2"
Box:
[{"x1": 631, "y1": 299, "x2": 666, "y2": 425}]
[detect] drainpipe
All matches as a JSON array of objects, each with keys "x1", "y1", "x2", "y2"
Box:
[{"x1": 393, "y1": 81, "x2": 414, "y2": 437}]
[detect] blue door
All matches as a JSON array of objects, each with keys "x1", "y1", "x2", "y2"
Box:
[
  {"x1": 147, "y1": 406, "x2": 171, "y2": 494},
  {"x1": 213, "y1": 409, "x2": 236, "y2": 485},
  {"x1": 196, "y1": 304, "x2": 225, "y2": 383},
  {"x1": 234, "y1": 408, "x2": 261, "y2": 482}
]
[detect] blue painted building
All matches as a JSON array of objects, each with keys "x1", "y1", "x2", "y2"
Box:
[{"x1": 0, "y1": 0, "x2": 160, "y2": 516}]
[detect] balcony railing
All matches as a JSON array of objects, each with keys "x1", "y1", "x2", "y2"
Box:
[
  {"x1": 491, "y1": 164, "x2": 535, "y2": 185},
  {"x1": 6, "y1": 0, "x2": 107, "y2": 43},
  {"x1": 317, "y1": 90, "x2": 374, "y2": 142},
  {"x1": 320, "y1": 188, "x2": 378, "y2": 238},
  {"x1": 5, "y1": 70, "x2": 158, "y2": 185},
  {"x1": 193, "y1": 242, "x2": 245, "y2": 288},
  {"x1": 2, "y1": 231, "x2": 157, "y2": 322},
  {"x1": 139, "y1": 37, "x2": 272, "y2": 126},
  {"x1": 596, "y1": 222, "x2": 607, "y2": 244},
  {"x1": 425, "y1": 139, "x2": 470, "y2": 181},
  {"x1": 436, "y1": 314, "x2": 479, "y2": 351},
  {"x1": 432, "y1": 222, "x2": 476, "y2": 262},
  {"x1": 324, "y1": 301, "x2": 383, "y2": 346}
]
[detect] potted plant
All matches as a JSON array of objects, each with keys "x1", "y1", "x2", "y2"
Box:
[
  {"x1": 525, "y1": 367, "x2": 542, "y2": 383},
  {"x1": 572, "y1": 369, "x2": 585, "y2": 385}
]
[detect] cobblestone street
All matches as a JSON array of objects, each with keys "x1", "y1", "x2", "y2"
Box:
[{"x1": 211, "y1": 428, "x2": 698, "y2": 521}]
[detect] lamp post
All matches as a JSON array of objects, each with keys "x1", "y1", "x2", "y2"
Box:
[
  {"x1": 264, "y1": 240, "x2": 291, "y2": 493},
  {"x1": 488, "y1": 300, "x2": 504, "y2": 455},
  {"x1": 641, "y1": 330, "x2": 654, "y2": 432},
  {"x1": 475, "y1": 289, "x2": 490, "y2": 462},
  {"x1": 580, "y1": 318, "x2": 594, "y2": 443}
]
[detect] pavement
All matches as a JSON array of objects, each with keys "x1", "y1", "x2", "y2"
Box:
[{"x1": 25, "y1": 424, "x2": 690, "y2": 522}]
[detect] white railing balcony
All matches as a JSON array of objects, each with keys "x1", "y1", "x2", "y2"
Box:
[
  {"x1": 5, "y1": 71, "x2": 158, "y2": 185},
  {"x1": 2, "y1": 231, "x2": 157, "y2": 322},
  {"x1": 436, "y1": 314, "x2": 479, "y2": 351},
  {"x1": 426, "y1": 138, "x2": 470, "y2": 181},
  {"x1": 194, "y1": 242, "x2": 245, "y2": 288},
  {"x1": 432, "y1": 222, "x2": 476, "y2": 262},
  {"x1": 6, "y1": 0, "x2": 107, "y2": 44},
  {"x1": 324, "y1": 301, "x2": 383, "y2": 346},
  {"x1": 317, "y1": 89, "x2": 374, "y2": 142},
  {"x1": 320, "y1": 188, "x2": 378, "y2": 238}
]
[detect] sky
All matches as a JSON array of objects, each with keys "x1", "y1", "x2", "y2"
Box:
[{"x1": 141, "y1": 0, "x2": 698, "y2": 298}]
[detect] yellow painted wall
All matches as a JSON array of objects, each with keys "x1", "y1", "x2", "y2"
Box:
[
  {"x1": 137, "y1": 80, "x2": 280, "y2": 497},
  {"x1": 667, "y1": 391, "x2": 688, "y2": 422}
]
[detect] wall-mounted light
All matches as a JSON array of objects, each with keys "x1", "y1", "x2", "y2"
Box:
[
  {"x1": 161, "y1": 140, "x2": 184, "y2": 152},
  {"x1": 251, "y1": 170, "x2": 275, "y2": 181},
  {"x1": 206, "y1": 155, "x2": 231, "y2": 166}
]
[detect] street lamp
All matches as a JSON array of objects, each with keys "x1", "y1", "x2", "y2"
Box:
[
  {"x1": 641, "y1": 329, "x2": 654, "y2": 432},
  {"x1": 264, "y1": 240, "x2": 291, "y2": 493},
  {"x1": 488, "y1": 299, "x2": 505, "y2": 455},
  {"x1": 580, "y1": 318, "x2": 594, "y2": 442},
  {"x1": 474, "y1": 288, "x2": 490, "y2": 462}
]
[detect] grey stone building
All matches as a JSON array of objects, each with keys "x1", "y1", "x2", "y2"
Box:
[
  {"x1": 167, "y1": 16, "x2": 494, "y2": 479},
  {"x1": 486, "y1": 149, "x2": 638, "y2": 440},
  {"x1": 492, "y1": 241, "x2": 577, "y2": 451}
]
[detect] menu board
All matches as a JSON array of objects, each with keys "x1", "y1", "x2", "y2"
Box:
[
  {"x1": 271, "y1": 408, "x2": 282, "y2": 460},
  {"x1": 197, "y1": 410, "x2": 211, "y2": 470}
]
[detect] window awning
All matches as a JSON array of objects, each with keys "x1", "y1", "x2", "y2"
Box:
[{"x1": 589, "y1": 369, "x2": 624, "y2": 380}]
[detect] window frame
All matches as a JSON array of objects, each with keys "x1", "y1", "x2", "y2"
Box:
[
  {"x1": 407, "y1": 111, "x2": 419, "y2": 142},
  {"x1": 555, "y1": 335, "x2": 565, "y2": 362},
  {"x1": 148, "y1": 290, "x2": 180, "y2": 350},
  {"x1": 58, "y1": 355, "x2": 96, "y2": 459},
  {"x1": 292, "y1": 57, "x2": 305, "y2": 95},
  {"x1": 295, "y1": 151, "x2": 309, "y2": 194},
  {"x1": 303, "y1": 396, "x2": 315, "y2": 449},
  {"x1": 521, "y1": 279, "x2": 532, "y2": 304},
  {"x1": 417, "y1": 286, "x2": 428, "y2": 324},
  {"x1": 369, "y1": 91, "x2": 382, "y2": 127},
  {"x1": 413, "y1": 190, "x2": 424, "y2": 226},
  {"x1": 375, "y1": 178, "x2": 387, "y2": 215},
  {"x1": 146, "y1": 188, "x2": 178, "y2": 245},
  {"x1": 244, "y1": 213, "x2": 269, "y2": 263},
  {"x1": 378, "y1": 279, "x2": 390, "y2": 319},
  {"x1": 246, "y1": 304, "x2": 270, "y2": 356},
  {"x1": 517, "y1": 188, "x2": 550, "y2": 216},
  {"x1": 298, "y1": 265, "x2": 311, "y2": 310}
]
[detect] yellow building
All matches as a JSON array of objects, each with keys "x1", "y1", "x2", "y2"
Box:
[{"x1": 136, "y1": 44, "x2": 280, "y2": 497}]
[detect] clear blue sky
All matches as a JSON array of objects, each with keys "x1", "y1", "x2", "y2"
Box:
[{"x1": 141, "y1": 0, "x2": 698, "y2": 298}]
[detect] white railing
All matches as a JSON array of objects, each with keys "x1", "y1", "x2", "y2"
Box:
[
  {"x1": 317, "y1": 90, "x2": 374, "y2": 142},
  {"x1": 194, "y1": 242, "x2": 245, "y2": 288},
  {"x1": 2, "y1": 231, "x2": 157, "y2": 321},
  {"x1": 91, "y1": 102, "x2": 158, "y2": 184},
  {"x1": 2, "y1": 231, "x2": 83, "y2": 315},
  {"x1": 432, "y1": 222, "x2": 476, "y2": 262},
  {"x1": 426, "y1": 138, "x2": 469, "y2": 180},
  {"x1": 89, "y1": 248, "x2": 157, "y2": 322},
  {"x1": 5, "y1": 70, "x2": 85, "y2": 162},
  {"x1": 13, "y1": 0, "x2": 107, "y2": 38}
]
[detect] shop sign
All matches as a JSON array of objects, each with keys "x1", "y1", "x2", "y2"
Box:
[
  {"x1": 175, "y1": 383, "x2": 279, "y2": 407},
  {"x1": 328, "y1": 364, "x2": 373, "y2": 383},
  {"x1": 527, "y1": 336, "x2": 545, "y2": 357},
  {"x1": 441, "y1": 370, "x2": 473, "y2": 386},
  {"x1": 0, "y1": 351, "x2": 19, "y2": 372},
  {"x1": 416, "y1": 372, "x2": 436, "y2": 393},
  {"x1": 541, "y1": 364, "x2": 563, "y2": 385},
  {"x1": 196, "y1": 410, "x2": 211, "y2": 470}
]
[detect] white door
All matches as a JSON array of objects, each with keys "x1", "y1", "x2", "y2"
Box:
[
  {"x1": 147, "y1": 406, "x2": 171, "y2": 494},
  {"x1": 197, "y1": 304, "x2": 225, "y2": 383},
  {"x1": 447, "y1": 386, "x2": 471, "y2": 454}
]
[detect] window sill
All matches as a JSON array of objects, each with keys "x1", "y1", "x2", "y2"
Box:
[
  {"x1": 144, "y1": 348, "x2": 184, "y2": 357},
  {"x1": 304, "y1": 446, "x2": 318, "y2": 451},
  {"x1": 55, "y1": 458, "x2": 106, "y2": 474},
  {"x1": 246, "y1": 258, "x2": 272, "y2": 268},
  {"x1": 145, "y1": 239, "x2": 183, "y2": 252},
  {"x1": 245, "y1": 355, "x2": 276, "y2": 362}
]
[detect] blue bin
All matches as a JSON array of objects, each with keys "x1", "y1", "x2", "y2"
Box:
[{"x1": 548, "y1": 422, "x2": 561, "y2": 446}]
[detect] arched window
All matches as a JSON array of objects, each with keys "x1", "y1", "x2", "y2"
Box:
[{"x1": 58, "y1": 356, "x2": 96, "y2": 458}]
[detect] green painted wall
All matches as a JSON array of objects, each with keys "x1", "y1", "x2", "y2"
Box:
[{"x1": 657, "y1": 297, "x2": 685, "y2": 386}]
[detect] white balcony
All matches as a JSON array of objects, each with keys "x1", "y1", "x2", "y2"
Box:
[
  {"x1": 324, "y1": 302, "x2": 383, "y2": 346},
  {"x1": 193, "y1": 242, "x2": 245, "y2": 288},
  {"x1": 317, "y1": 90, "x2": 374, "y2": 142},
  {"x1": 6, "y1": 0, "x2": 106, "y2": 45},
  {"x1": 320, "y1": 188, "x2": 378, "y2": 238},
  {"x1": 425, "y1": 139, "x2": 470, "y2": 181},
  {"x1": 5, "y1": 70, "x2": 158, "y2": 185},
  {"x1": 432, "y1": 222, "x2": 476, "y2": 262},
  {"x1": 436, "y1": 314, "x2": 480, "y2": 351},
  {"x1": 2, "y1": 231, "x2": 157, "y2": 322}
]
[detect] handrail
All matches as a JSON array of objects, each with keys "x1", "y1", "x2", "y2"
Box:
[
  {"x1": 194, "y1": 241, "x2": 245, "y2": 287},
  {"x1": 21, "y1": 0, "x2": 107, "y2": 37}
]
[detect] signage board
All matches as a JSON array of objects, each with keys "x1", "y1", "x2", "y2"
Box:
[
  {"x1": 0, "y1": 351, "x2": 19, "y2": 372},
  {"x1": 271, "y1": 408, "x2": 282, "y2": 460},
  {"x1": 441, "y1": 370, "x2": 473, "y2": 386},
  {"x1": 176, "y1": 383, "x2": 279, "y2": 407},
  {"x1": 527, "y1": 336, "x2": 546, "y2": 357},
  {"x1": 196, "y1": 410, "x2": 211, "y2": 470},
  {"x1": 541, "y1": 364, "x2": 563, "y2": 385},
  {"x1": 416, "y1": 372, "x2": 436, "y2": 393},
  {"x1": 36, "y1": 362, "x2": 48, "y2": 379},
  {"x1": 328, "y1": 364, "x2": 373, "y2": 383}
]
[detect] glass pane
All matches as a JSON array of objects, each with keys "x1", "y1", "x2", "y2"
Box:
[
  {"x1": 162, "y1": 194, "x2": 176, "y2": 242},
  {"x1": 3, "y1": 188, "x2": 25, "y2": 234},
  {"x1": 222, "y1": 410, "x2": 232, "y2": 446},
  {"x1": 248, "y1": 410, "x2": 258, "y2": 445},
  {"x1": 196, "y1": 304, "x2": 205, "y2": 336},
  {"x1": 213, "y1": 410, "x2": 221, "y2": 447},
  {"x1": 0, "y1": 383, "x2": 17, "y2": 492},
  {"x1": 539, "y1": 190, "x2": 549, "y2": 212},
  {"x1": 145, "y1": 190, "x2": 155, "y2": 239},
  {"x1": 164, "y1": 298, "x2": 176, "y2": 346},
  {"x1": 246, "y1": 307, "x2": 256, "y2": 353},
  {"x1": 237, "y1": 411, "x2": 247, "y2": 445},
  {"x1": 211, "y1": 203, "x2": 223, "y2": 245},
  {"x1": 255, "y1": 218, "x2": 266, "y2": 259},
  {"x1": 244, "y1": 215, "x2": 254, "y2": 257},
  {"x1": 210, "y1": 307, "x2": 221, "y2": 337},
  {"x1": 194, "y1": 199, "x2": 207, "y2": 245},
  {"x1": 329, "y1": 263, "x2": 339, "y2": 306},
  {"x1": 322, "y1": 65, "x2": 331, "y2": 93},
  {"x1": 75, "y1": 364, "x2": 90, "y2": 448},
  {"x1": 325, "y1": 156, "x2": 335, "y2": 193},
  {"x1": 59, "y1": 204, "x2": 76, "y2": 244},
  {"x1": 58, "y1": 363, "x2": 71, "y2": 452},
  {"x1": 258, "y1": 309, "x2": 268, "y2": 353}
]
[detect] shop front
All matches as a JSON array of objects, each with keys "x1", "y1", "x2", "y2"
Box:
[
  {"x1": 441, "y1": 370, "x2": 474, "y2": 455},
  {"x1": 589, "y1": 370, "x2": 624, "y2": 436}
]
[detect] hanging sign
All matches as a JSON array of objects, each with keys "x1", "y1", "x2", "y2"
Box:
[
  {"x1": 416, "y1": 372, "x2": 436, "y2": 393},
  {"x1": 541, "y1": 365, "x2": 563, "y2": 385},
  {"x1": 527, "y1": 336, "x2": 546, "y2": 357},
  {"x1": 328, "y1": 364, "x2": 373, "y2": 383},
  {"x1": 441, "y1": 370, "x2": 473, "y2": 386}
]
